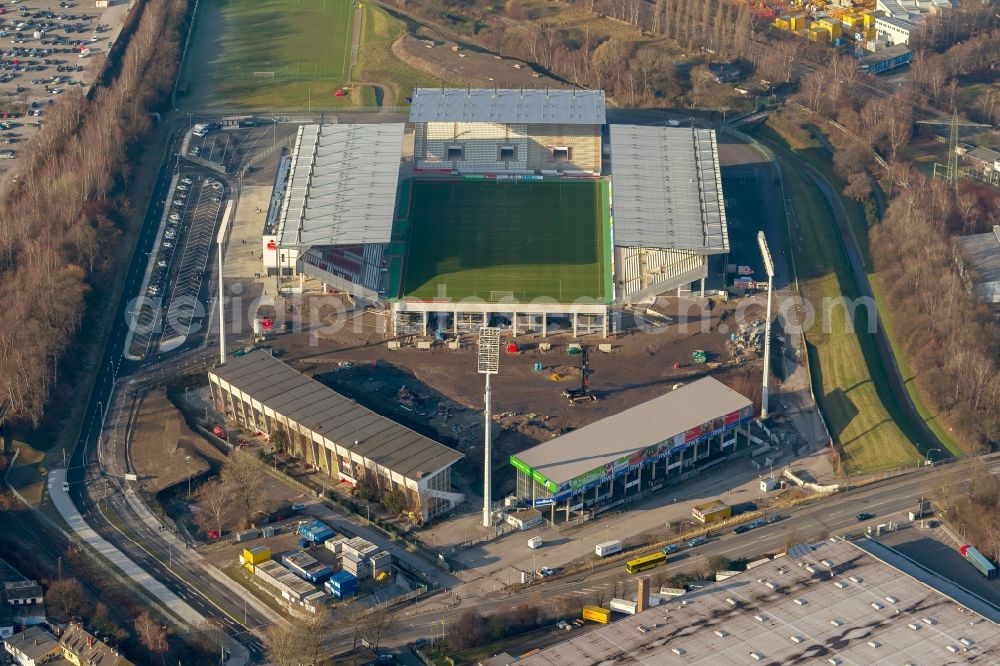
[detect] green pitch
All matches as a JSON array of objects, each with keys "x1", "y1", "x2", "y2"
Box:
[
  {"x1": 394, "y1": 179, "x2": 610, "y2": 303},
  {"x1": 180, "y1": 0, "x2": 359, "y2": 111}
]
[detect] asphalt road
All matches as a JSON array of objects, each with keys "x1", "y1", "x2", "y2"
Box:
[
  {"x1": 62, "y1": 119, "x2": 267, "y2": 660},
  {"x1": 374, "y1": 459, "x2": 994, "y2": 652}
]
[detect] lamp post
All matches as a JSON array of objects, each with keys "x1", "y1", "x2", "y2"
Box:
[
  {"x1": 477, "y1": 327, "x2": 501, "y2": 528},
  {"x1": 757, "y1": 231, "x2": 776, "y2": 419}
]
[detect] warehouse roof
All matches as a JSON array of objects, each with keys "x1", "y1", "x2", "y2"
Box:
[
  {"x1": 209, "y1": 351, "x2": 462, "y2": 479},
  {"x1": 514, "y1": 377, "x2": 750, "y2": 484},
  {"x1": 275, "y1": 123, "x2": 404, "y2": 248},
  {"x1": 609, "y1": 125, "x2": 729, "y2": 253},
  {"x1": 518, "y1": 538, "x2": 1000, "y2": 666},
  {"x1": 958, "y1": 226, "x2": 1000, "y2": 303},
  {"x1": 409, "y1": 88, "x2": 606, "y2": 125}
]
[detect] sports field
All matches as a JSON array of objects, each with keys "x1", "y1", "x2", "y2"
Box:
[
  {"x1": 394, "y1": 179, "x2": 610, "y2": 303},
  {"x1": 180, "y1": 0, "x2": 367, "y2": 111}
]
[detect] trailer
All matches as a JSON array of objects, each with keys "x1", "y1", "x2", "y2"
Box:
[
  {"x1": 595, "y1": 540, "x2": 623, "y2": 557},
  {"x1": 582, "y1": 606, "x2": 611, "y2": 624},
  {"x1": 961, "y1": 544, "x2": 998, "y2": 579},
  {"x1": 609, "y1": 598, "x2": 637, "y2": 615}
]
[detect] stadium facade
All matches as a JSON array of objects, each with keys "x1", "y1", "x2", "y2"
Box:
[
  {"x1": 208, "y1": 350, "x2": 464, "y2": 521},
  {"x1": 261, "y1": 88, "x2": 729, "y2": 336},
  {"x1": 510, "y1": 377, "x2": 753, "y2": 522}
]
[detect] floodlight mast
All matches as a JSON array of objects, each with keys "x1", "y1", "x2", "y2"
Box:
[
  {"x1": 757, "y1": 231, "x2": 775, "y2": 419},
  {"x1": 477, "y1": 327, "x2": 501, "y2": 528}
]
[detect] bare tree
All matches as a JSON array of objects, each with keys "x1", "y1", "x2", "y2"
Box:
[
  {"x1": 46, "y1": 578, "x2": 87, "y2": 620},
  {"x1": 361, "y1": 608, "x2": 392, "y2": 652},
  {"x1": 135, "y1": 611, "x2": 169, "y2": 665},
  {"x1": 221, "y1": 449, "x2": 265, "y2": 528},
  {"x1": 194, "y1": 478, "x2": 230, "y2": 536}
]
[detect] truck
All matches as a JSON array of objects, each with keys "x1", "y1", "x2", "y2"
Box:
[
  {"x1": 527, "y1": 536, "x2": 543, "y2": 549},
  {"x1": 581, "y1": 606, "x2": 611, "y2": 624},
  {"x1": 595, "y1": 540, "x2": 622, "y2": 557},
  {"x1": 960, "y1": 544, "x2": 998, "y2": 579}
]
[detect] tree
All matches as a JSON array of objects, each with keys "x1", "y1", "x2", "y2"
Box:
[
  {"x1": 221, "y1": 449, "x2": 265, "y2": 528},
  {"x1": 46, "y1": 578, "x2": 87, "y2": 620},
  {"x1": 270, "y1": 428, "x2": 288, "y2": 454},
  {"x1": 194, "y1": 478, "x2": 229, "y2": 536},
  {"x1": 383, "y1": 489, "x2": 406, "y2": 515},
  {"x1": 449, "y1": 610, "x2": 487, "y2": 651},
  {"x1": 266, "y1": 612, "x2": 331, "y2": 666},
  {"x1": 135, "y1": 611, "x2": 169, "y2": 665},
  {"x1": 360, "y1": 608, "x2": 392, "y2": 652},
  {"x1": 705, "y1": 554, "x2": 731, "y2": 576}
]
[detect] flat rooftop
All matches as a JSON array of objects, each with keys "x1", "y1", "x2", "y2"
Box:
[
  {"x1": 409, "y1": 88, "x2": 606, "y2": 125},
  {"x1": 518, "y1": 538, "x2": 1000, "y2": 666},
  {"x1": 513, "y1": 377, "x2": 751, "y2": 485},
  {"x1": 609, "y1": 125, "x2": 729, "y2": 254},
  {"x1": 209, "y1": 351, "x2": 462, "y2": 479},
  {"x1": 275, "y1": 123, "x2": 404, "y2": 248}
]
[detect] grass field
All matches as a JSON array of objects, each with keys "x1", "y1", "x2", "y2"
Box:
[
  {"x1": 180, "y1": 0, "x2": 371, "y2": 111},
  {"x1": 395, "y1": 179, "x2": 610, "y2": 303},
  {"x1": 750, "y1": 124, "x2": 921, "y2": 475},
  {"x1": 352, "y1": 3, "x2": 452, "y2": 105}
]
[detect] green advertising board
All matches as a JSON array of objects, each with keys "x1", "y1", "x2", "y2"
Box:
[{"x1": 510, "y1": 456, "x2": 558, "y2": 493}]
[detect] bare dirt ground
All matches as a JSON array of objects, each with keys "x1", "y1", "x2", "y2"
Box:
[
  {"x1": 393, "y1": 34, "x2": 568, "y2": 90},
  {"x1": 131, "y1": 388, "x2": 221, "y2": 495},
  {"x1": 253, "y1": 295, "x2": 767, "y2": 500}
]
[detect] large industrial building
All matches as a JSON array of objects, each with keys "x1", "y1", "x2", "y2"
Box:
[
  {"x1": 207, "y1": 350, "x2": 464, "y2": 521},
  {"x1": 510, "y1": 377, "x2": 754, "y2": 521},
  {"x1": 260, "y1": 88, "x2": 729, "y2": 338},
  {"x1": 515, "y1": 537, "x2": 1000, "y2": 665}
]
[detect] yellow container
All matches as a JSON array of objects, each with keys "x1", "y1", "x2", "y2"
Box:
[
  {"x1": 789, "y1": 14, "x2": 806, "y2": 30},
  {"x1": 582, "y1": 606, "x2": 611, "y2": 624}
]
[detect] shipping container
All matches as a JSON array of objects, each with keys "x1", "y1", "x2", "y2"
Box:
[
  {"x1": 324, "y1": 570, "x2": 358, "y2": 598},
  {"x1": 582, "y1": 606, "x2": 611, "y2": 624},
  {"x1": 961, "y1": 545, "x2": 998, "y2": 579},
  {"x1": 595, "y1": 540, "x2": 623, "y2": 557},
  {"x1": 610, "y1": 598, "x2": 637, "y2": 615},
  {"x1": 528, "y1": 536, "x2": 543, "y2": 549}
]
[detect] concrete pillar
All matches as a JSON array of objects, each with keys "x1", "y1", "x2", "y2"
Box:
[
  {"x1": 700, "y1": 277, "x2": 705, "y2": 298},
  {"x1": 594, "y1": 484, "x2": 599, "y2": 504},
  {"x1": 421, "y1": 311, "x2": 428, "y2": 337},
  {"x1": 550, "y1": 502, "x2": 555, "y2": 525},
  {"x1": 512, "y1": 311, "x2": 518, "y2": 337},
  {"x1": 542, "y1": 312, "x2": 547, "y2": 337},
  {"x1": 573, "y1": 313, "x2": 578, "y2": 337},
  {"x1": 565, "y1": 497, "x2": 571, "y2": 522},
  {"x1": 602, "y1": 313, "x2": 608, "y2": 338}
]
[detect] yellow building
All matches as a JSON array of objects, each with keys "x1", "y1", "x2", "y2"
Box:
[
  {"x1": 242, "y1": 544, "x2": 271, "y2": 572},
  {"x1": 815, "y1": 18, "x2": 843, "y2": 39},
  {"x1": 692, "y1": 500, "x2": 732, "y2": 524}
]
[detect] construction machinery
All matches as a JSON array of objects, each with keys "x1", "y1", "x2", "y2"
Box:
[{"x1": 563, "y1": 346, "x2": 598, "y2": 405}]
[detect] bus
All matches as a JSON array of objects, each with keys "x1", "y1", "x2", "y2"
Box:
[{"x1": 625, "y1": 551, "x2": 667, "y2": 574}]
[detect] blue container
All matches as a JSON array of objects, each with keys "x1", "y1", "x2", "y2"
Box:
[{"x1": 325, "y1": 571, "x2": 358, "y2": 598}]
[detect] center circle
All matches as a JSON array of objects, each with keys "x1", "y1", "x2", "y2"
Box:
[{"x1": 477, "y1": 228, "x2": 532, "y2": 250}]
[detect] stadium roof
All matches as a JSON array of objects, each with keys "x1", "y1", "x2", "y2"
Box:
[
  {"x1": 209, "y1": 351, "x2": 462, "y2": 479},
  {"x1": 609, "y1": 125, "x2": 729, "y2": 254},
  {"x1": 514, "y1": 377, "x2": 751, "y2": 484},
  {"x1": 517, "y1": 537, "x2": 1000, "y2": 666},
  {"x1": 408, "y1": 88, "x2": 606, "y2": 125},
  {"x1": 275, "y1": 123, "x2": 404, "y2": 249}
]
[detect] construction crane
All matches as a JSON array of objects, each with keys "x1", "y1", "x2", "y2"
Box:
[{"x1": 915, "y1": 109, "x2": 991, "y2": 193}]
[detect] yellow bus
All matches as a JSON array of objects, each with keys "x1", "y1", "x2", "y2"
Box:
[{"x1": 625, "y1": 551, "x2": 667, "y2": 574}]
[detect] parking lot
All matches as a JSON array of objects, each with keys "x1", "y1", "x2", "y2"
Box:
[
  {"x1": 0, "y1": 0, "x2": 129, "y2": 188},
  {"x1": 159, "y1": 175, "x2": 225, "y2": 351}
]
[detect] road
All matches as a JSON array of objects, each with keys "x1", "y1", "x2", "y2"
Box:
[
  {"x1": 375, "y1": 458, "x2": 992, "y2": 651},
  {"x1": 61, "y1": 119, "x2": 268, "y2": 661}
]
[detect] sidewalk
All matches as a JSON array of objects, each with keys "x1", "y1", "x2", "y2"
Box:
[
  {"x1": 47, "y1": 469, "x2": 205, "y2": 627},
  {"x1": 120, "y1": 486, "x2": 286, "y2": 627}
]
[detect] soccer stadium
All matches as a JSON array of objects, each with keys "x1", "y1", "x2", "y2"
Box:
[{"x1": 261, "y1": 88, "x2": 729, "y2": 336}]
